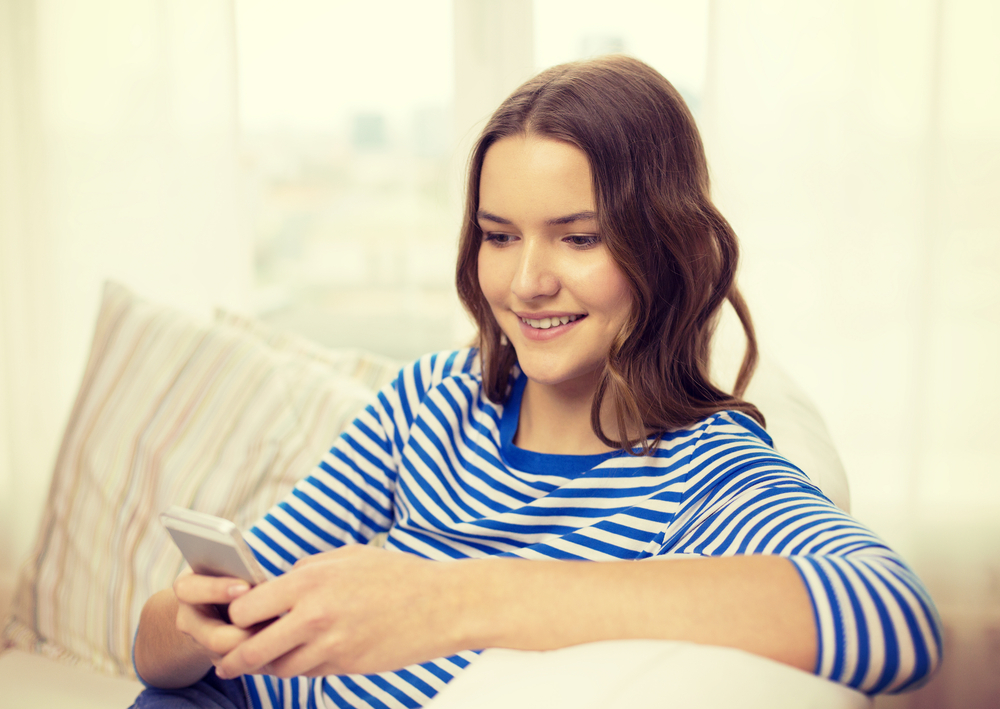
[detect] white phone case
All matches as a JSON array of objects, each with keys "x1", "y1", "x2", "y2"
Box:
[{"x1": 160, "y1": 506, "x2": 267, "y2": 586}]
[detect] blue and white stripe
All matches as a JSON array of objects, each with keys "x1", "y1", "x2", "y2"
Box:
[{"x1": 242, "y1": 349, "x2": 942, "y2": 707}]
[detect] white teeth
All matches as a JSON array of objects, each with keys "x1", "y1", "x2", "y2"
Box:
[{"x1": 521, "y1": 314, "x2": 581, "y2": 329}]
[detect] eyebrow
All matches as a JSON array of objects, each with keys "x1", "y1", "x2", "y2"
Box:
[{"x1": 477, "y1": 209, "x2": 598, "y2": 226}]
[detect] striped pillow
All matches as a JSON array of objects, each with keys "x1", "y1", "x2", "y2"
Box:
[{"x1": 1, "y1": 282, "x2": 399, "y2": 677}]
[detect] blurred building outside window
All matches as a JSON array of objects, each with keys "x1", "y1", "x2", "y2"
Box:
[
  {"x1": 534, "y1": 0, "x2": 709, "y2": 117},
  {"x1": 235, "y1": 0, "x2": 457, "y2": 361}
]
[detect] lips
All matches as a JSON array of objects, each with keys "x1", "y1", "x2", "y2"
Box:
[
  {"x1": 520, "y1": 314, "x2": 583, "y2": 330},
  {"x1": 513, "y1": 312, "x2": 586, "y2": 341}
]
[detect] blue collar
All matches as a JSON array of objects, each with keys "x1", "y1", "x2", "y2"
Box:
[{"x1": 498, "y1": 372, "x2": 623, "y2": 476}]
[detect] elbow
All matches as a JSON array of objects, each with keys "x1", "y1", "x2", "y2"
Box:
[
  {"x1": 862, "y1": 601, "x2": 944, "y2": 695},
  {"x1": 798, "y1": 556, "x2": 944, "y2": 695},
  {"x1": 880, "y1": 608, "x2": 944, "y2": 695}
]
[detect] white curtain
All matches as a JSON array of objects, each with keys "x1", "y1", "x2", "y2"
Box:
[
  {"x1": 0, "y1": 0, "x2": 251, "y2": 588},
  {"x1": 703, "y1": 0, "x2": 1000, "y2": 545}
]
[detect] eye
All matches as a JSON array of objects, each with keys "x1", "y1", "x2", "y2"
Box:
[
  {"x1": 564, "y1": 234, "x2": 601, "y2": 249},
  {"x1": 483, "y1": 232, "x2": 517, "y2": 246}
]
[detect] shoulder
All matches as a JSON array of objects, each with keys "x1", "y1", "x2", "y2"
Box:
[
  {"x1": 653, "y1": 409, "x2": 776, "y2": 461},
  {"x1": 646, "y1": 412, "x2": 833, "y2": 532},
  {"x1": 603, "y1": 410, "x2": 792, "y2": 482},
  {"x1": 655, "y1": 409, "x2": 818, "y2": 494},
  {"x1": 687, "y1": 409, "x2": 775, "y2": 449},
  {"x1": 378, "y1": 348, "x2": 484, "y2": 421},
  {"x1": 392, "y1": 348, "x2": 481, "y2": 395}
]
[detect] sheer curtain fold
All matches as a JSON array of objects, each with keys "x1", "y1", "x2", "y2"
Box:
[{"x1": 0, "y1": 0, "x2": 250, "y2": 589}]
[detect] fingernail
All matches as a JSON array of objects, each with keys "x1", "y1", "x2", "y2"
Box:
[{"x1": 228, "y1": 583, "x2": 250, "y2": 598}]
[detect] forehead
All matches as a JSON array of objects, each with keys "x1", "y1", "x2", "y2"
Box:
[{"x1": 479, "y1": 135, "x2": 595, "y2": 220}]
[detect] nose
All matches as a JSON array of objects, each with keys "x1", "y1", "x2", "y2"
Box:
[{"x1": 510, "y1": 238, "x2": 559, "y2": 301}]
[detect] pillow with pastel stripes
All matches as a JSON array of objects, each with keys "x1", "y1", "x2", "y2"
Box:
[{"x1": 1, "y1": 281, "x2": 399, "y2": 677}]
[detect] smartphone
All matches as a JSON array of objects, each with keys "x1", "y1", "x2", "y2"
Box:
[{"x1": 160, "y1": 506, "x2": 267, "y2": 620}]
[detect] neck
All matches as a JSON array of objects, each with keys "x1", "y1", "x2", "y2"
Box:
[{"x1": 513, "y1": 375, "x2": 619, "y2": 456}]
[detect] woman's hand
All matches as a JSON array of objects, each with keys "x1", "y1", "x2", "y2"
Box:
[
  {"x1": 214, "y1": 546, "x2": 469, "y2": 679},
  {"x1": 173, "y1": 570, "x2": 258, "y2": 666},
  {"x1": 133, "y1": 573, "x2": 262, "y2": 689}
]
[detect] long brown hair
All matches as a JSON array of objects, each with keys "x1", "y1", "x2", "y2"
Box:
[{"x1": 456, "y1": 55, "x2": 763, "y2": 453}]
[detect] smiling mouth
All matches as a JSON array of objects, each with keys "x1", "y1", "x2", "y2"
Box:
[{"x1": 519, "y1": 314, "x2": 584, "y2": 330}]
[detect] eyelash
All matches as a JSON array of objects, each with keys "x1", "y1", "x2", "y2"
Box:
[
  {"x1": 482, "y1": 232, "x2": 515, "y2": 245},
  {"x1": 481, "y1": 232, "x2": 602, "y2": 249},
  {"x1": 564, "y1": 234, "x2": 601, "y2": 249}
]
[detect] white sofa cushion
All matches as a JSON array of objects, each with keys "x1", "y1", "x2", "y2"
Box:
[
  {"x1": 0, "y1": 649, "x2": 144, "y2": 708},
  {"x1": 427, "y1": 640, "x2": 871, "y2": 708}
]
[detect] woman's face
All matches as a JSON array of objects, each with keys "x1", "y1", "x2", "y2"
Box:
[{"x1": 477, "y1": 135, "x2": 632, "y2": 395}]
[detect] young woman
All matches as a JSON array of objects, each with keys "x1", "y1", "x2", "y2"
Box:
[{"x1": 133, "y1": 56, "x2": 942, "y2": 708}]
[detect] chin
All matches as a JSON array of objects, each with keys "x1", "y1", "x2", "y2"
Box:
[{"x1": 514, "y1": 355, "x2": 603, "y2": 392}]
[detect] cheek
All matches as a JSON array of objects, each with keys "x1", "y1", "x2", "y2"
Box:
[
  {"x1": 596, "y1": 270, "x2": 633, "y2": 338},
  {"x1": 606, "y1": 271, "x2": 633, "y2": 319},
  {"x1": 477, "y1": 247, "x2": 504, "y2": 308},
  {"x1": 576, "y1": 258, "x2": 633, "y2": 323}
]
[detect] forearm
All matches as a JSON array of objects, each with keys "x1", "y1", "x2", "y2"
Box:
[
  {"x1": 133, "y1": 589, "x2": 214, "y2": 688},
  {"x1": 456, "y1": 554, "x2": 817, "y2": 672},
  {"x1": 208, "y1": 546, "x2": 816, "y2": 680}
]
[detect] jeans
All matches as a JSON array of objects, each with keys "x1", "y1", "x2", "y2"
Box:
[{"x1": 129, "y1": 668, "x2": 248, "y2": 709}]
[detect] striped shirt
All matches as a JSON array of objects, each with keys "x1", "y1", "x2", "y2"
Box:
[{"x1": 242, "y1": 349, "x2": 942, "y2": 707}]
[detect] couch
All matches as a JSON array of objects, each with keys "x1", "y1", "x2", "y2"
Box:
[{"x1": 0, "y1": 281, "x2": 870, "y2": 708}]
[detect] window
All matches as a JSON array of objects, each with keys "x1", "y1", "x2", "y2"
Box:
[
  {"x1": 235, "y1": 0, "x2": 456, "y2": 360},
  {"x1": 235, "y1": 0, "x2": 709, "y2": 360},
  {"x1": 534, "y1": 0, "x2": 709, "y2": 115}
]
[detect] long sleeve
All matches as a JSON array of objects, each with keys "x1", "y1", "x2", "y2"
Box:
[
  {"x1": 244, "y1": 397, "x2": 397, "y2": 577},
  {"x1": 242, "y1": 350, "x2": 478, "y2": 578},
  {"x1": 661, "y1": 411, "x2": 943, "y2": 693}
]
